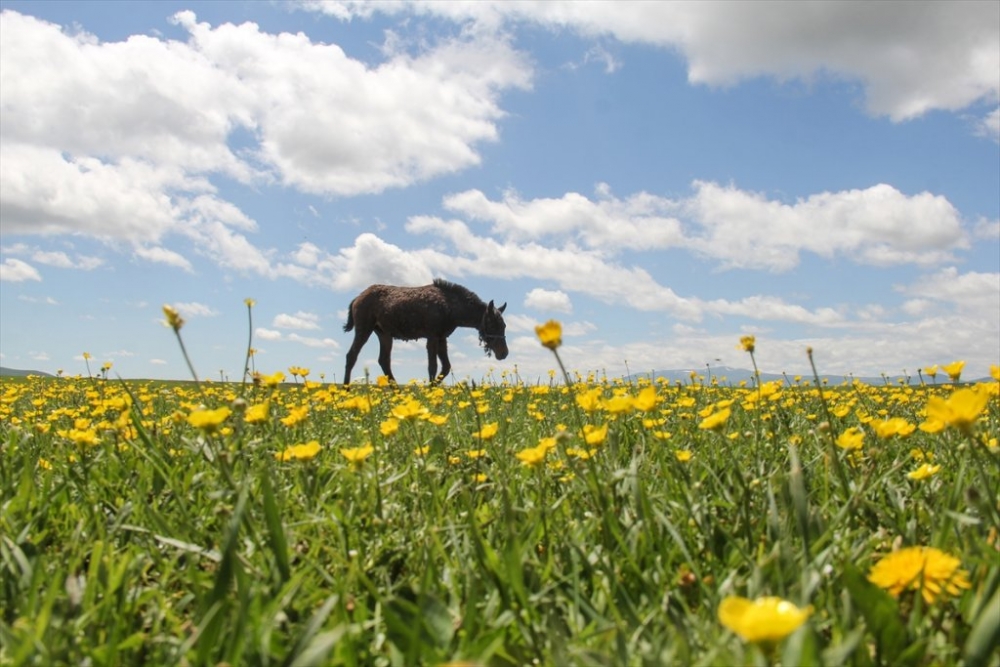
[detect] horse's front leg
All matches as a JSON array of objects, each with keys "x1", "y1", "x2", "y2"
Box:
[
  {"x1": 426, "y1": 338, "x2": 439, "y2": 382},
  {"x1": 376, "y1": 333, "x2": 395, "y2": 383},
  {"x1": 344, "y1": 327, "x2": 373, "y2": 385},
  {"x1": 436, "y1": 337, "x2": 451, "y2": 381}
]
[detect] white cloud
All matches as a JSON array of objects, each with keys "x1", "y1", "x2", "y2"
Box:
[
  {"x1": 0, "y1": 258, "x2": 41, "y2": 281},
  {"x1": 524, "y1": 287, "x2": 572, "y2": 313},
  {"x1": 132, "y1": 245, "x2": 194, "y2": 272},
  {"x1": 172, "y1": 302, "x2": 218, "y2": 318},
  {"x1": 273, "y1": 311, "x2": 321, "y2": 330},
  {"x1": 975, "y1": 107, "x2": 1000, "y2": 142},
  {"x1": 30, "y1": 250, "x2": 103, "y2": 270},
  {"x1": 255, "y1": 327, "x2": 283, "y2": 341},
  {"x1": 313, "y1": 1, "x2": 1000, "y2": 126},
  {"x1": 903, "y1": 267, "x2": 1000, "y2": 313},
  {"x1": 287, "y1": 333, "x2": 340, "y2": 349},
  {"x1": 17, "y1": 295, "x2": 58, "y2": 305}
]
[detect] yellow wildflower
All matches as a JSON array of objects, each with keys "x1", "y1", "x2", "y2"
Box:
[
  {"x1": 836, "y1": 427, "x2": 865, "y2": 450},
  {"x1": 872, "y1": 417, "x2": 915, "y2": 439},
  {"x1": 162, "y1": 304, "x2": 185, "y2": 331},
  {"x1": 698, "y1": 407, "x2": 731, "y2": 432},
  {"x1": 474, "y1": 422, "x2": 499, "y2": 440},
  {"x1": 925, "y1": 387, "x2": 989, "y2": 435},
  {"x1": 340, "y1": 444, "x2": 374, "y2": 467},
  {"x1": 739, "y1": 335, "x2": 756, "y2": 353},
  {"x1": 244, "y1": 401, "x2": 270, "y2": 424},
  {"x1": 941, "y1": 360, "x2": 965, "y2": 383},
  {"x1": 868, "y1": 546, "x2": 971, "y2": 604},
  {"x1": 583, "y1": 423, "x2": 609, "y2": 446},
  {"x1": 675, "y1": 449, "x2": 693, "y2": 462},
  {"x1": 380, "y1": 418, "x2": 400, "y2": 436},
  {"x1": 275, "y1": 440, "x2": 322, "y2": 462},
  {"x1": 907, "y1": 463, "x2": 941, "y2": 481},
  {"x1": 391, "y1": 398, "x2": 429, "y2": 421},
  {"x1": 187, "y1": 407, "x2": 231, "y2": 434},
  {"x1": 515, "y1": 444, "x2": 548, "y2": 467},
  {"x1": 535, "y1": 320, "x2": 562, "y2": 350},
  {"x1": 718, "y1": 596, "x2": 812, "y2": 644}
]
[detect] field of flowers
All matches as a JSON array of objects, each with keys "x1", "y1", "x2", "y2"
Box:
[{"x1": 1, "y1": 320, "x2": 998, "y2": 666}]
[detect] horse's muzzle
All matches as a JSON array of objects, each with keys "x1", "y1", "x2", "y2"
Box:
[{"x1": 494, "y1": 342, "x2": 509, "y2": 360}]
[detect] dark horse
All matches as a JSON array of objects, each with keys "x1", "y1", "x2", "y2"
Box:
[{"x1": 343, "y1": 279, "x2": 508, "y2": 384}]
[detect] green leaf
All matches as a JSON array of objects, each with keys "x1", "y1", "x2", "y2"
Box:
[
  {"x1": 842, "y1": 563, "x2": 909, "y2": 664},
  {"x1": 260, "y1": 467, "x2": 291, "y2": 584},
  {"x1": 964, "y1": 583, "x2": 1000, "y2": 667}
]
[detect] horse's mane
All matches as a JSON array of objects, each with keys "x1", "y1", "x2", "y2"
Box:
[{"x1": 433, "y1": 278, "x2": 484, "y2": 306}]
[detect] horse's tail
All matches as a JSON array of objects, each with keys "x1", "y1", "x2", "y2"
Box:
[{"x1": 343, "y1": 298, "x2": 356, "y2": 332}]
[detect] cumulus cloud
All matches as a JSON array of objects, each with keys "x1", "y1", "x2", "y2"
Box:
[
  {"x1": 309, "y1": 1, "x2": 1000, "y2": 126},
  {"x1": 524, "y1": 288, "x2": 572, "y2": 313},
  {"x1": 903, "y1": 267, "x2": 1000, "y2": 313},
  {"x1": 273, "y1": 311, "x2": 321, "y2": 330},
  {"x1": 30, "y1": 250, "x2": 103, "y2": 270},
  {"x1": 172, "y1": 302, "x2": 218, "y2": 318},
  {"x1": 0, "y1": 258, "x2": 41, "y2": 282},
  {"x1": 0, "y1": 8, "x2": 532, "y2": 268}
]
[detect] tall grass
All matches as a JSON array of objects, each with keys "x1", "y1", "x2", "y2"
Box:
[{"x1": 1, "y1": 344, "x2": 997, "y2": 665}]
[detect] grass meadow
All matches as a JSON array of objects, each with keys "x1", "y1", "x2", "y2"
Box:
[{"x1": 1, "y1": 320, "x2": 998, "y2": 666}]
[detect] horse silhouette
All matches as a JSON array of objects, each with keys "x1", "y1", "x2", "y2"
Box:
[{"x1": 343, "y1": 279, "x2": 508, "y2": 384}]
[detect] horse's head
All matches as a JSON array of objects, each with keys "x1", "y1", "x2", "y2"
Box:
[{"x1": 479, "y1": 300, "x2": 508, "y2": 360}]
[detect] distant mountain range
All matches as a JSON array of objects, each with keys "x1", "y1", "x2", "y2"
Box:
[
  {"x1": 0, "y1": 366, "x2": 55, "y2": 378},
  {"x1": 628, "y1": 365, "x2": 984, "y2": 386}
]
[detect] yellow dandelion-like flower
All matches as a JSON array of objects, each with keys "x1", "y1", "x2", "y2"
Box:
[
  {"x1": 515, "y1": 444, "x2": 548, "y2": 467},
  {"x1": 391, "y1": 397, "x2": 429, "y2": 421},
  {"x1": 872, "y1": 417, "x2": 916, "y2": 439},
  {"x1": 907, "y1": 463, "x2": 941, "y2": 481},
  {"x1": 583, "y1": 423, "x2": 609, "y2": 447},
  {"x1": 275, "y1": 440, "x2": 322, "y2": 462},
  {"x1": 925, "y1": 387, "x2": 989, "y2": 435},
  {"x1": 340, "y1": 444, "x2": 374, "y2": 466},
  {"x1": 413, "y1": 445, "x2": 430, "y2": 457},
  {"x1": 473, "y1": 422, "x2": 499, "y2": 440},
  {"x1": 739, "y1": 335, "x2": 756, "y2": 353},
  {"x1": 244, "y1": 298, "x2": 256, "y2": 308},
  {"x1": 941, "y1": 360, "x2": 965, "y2": 383},
  {"x1": 603, "y1": 394, "x2": 635, "y2": 415},
  {"x1": 698, "y1": 407, "x2": 731, "y2": 432},
  {"x1": 991, "y1": 364, "x2": 1000, "y2": 382},
  {"x1": 244, "y1": 401, "x2": 270, "y2": 424},
  {"x1": 836, "y1": 427, "x2": 865, "y2": 450},
  {"x1": 675, "y1": 449, "x2": 693, "y2": 462},
  {"x1": 162, "y1": 304, "x2": 185, "y2": 331},
  {"x1": 280, "y1": 405, "x2": 310, "y2": 427},
  {"x1": 187, "y1": 407, "x2": 231, "y2": 434},
  {"x1": 718, "y1": 596, "x2": 812, "y2": 644},
  {"x1": 380, "y1": 418, "x2": 400, "y2": 437},
  {"x1": 576, "y1": 388, "x2": 604, "y2": 412},
  {"x1": 262, "y1": 371, "x2": 286, "y2": 387},
  {"x1": 868, "y1": 546, "x2": 971, "y2": 604},
  {"x1": 535, "y1": 320, "x2": 562, "y2": 350},
  {"x1": 634, "y1": 386, "x2": 659, "y2": 411}
]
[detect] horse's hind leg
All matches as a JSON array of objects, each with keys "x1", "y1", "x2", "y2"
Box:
[
  {"x1": 376, "y1": 332, "x2": 396, "y2": 383},
  {"x1": 426, "y1": 338, "x2": 439, "y2": 382},
  {"x1": 436, "y1": 337, "x2": 451, "y2": 381},
  {"x1": 343, "y1": 327, "x2": 373, "y2": 385}
]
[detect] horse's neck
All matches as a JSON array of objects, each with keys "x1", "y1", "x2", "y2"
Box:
[{"x1": 452, "y1": 300, "x2": 485, "y2": 329}]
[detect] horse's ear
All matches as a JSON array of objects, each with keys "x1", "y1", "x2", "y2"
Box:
[{"x1": 498, "y1": 302, "x2": 507, "y2": 314}]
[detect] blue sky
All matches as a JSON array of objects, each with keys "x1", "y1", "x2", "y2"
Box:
[{"x1": 1, "y1": 0, "x2": 998, "y2": 383}]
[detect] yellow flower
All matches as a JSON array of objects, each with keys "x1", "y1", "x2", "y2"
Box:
[
  {"x1": 187, "y1": 407, "x2": 231, "y2": 434},
  {"x1": 872, "y1": 417, "x2": 915, "y2": 439},
  {"x1": 603, "y1": 394, "x2": 634, "y2": 414},
  {"x1": 907, "y1": 463, "x2": 941, "y2": 481},
  {"x1": 391, "y1": 397, "x2": 429, "y2": 421},
  {"x1": 82, "y1": 352, "x2": 92, "y2": 360},
  {"x1": 276, "y1": 440, "x2": 322, "y2": 462},
  {"x1": 836, "y1": 427, "x2": 865, "y2": 450},
  {"x1": 634, "y1": 386, "x2": 659, "y2": 411},
  {"x1": 162, "y1": 304, "x2": 185, "y2": 331},
  {"x1": 535, "y1": 320, "x2": 562, "y2": 350},
  {"x1": 245, "y1": 401, "x2": 270, "y2": 424},
  {"x1": 868, "y1": 546, "x2": 971, "y2": 604},
  {"x1": 474, "y1": 422, "x2": 499, "y2": 440},
  {"x1": 739, "y1": 335, "x2": 756, "y2": 353},
  {"x1": 918, "y1": 418, "x2": 945, "y2": 434},
  {"x1": 583, "y1": 423, "x2": 609, "y2": 446},
  {"x1": 923, "y1": 365, "x2": 938, "y2": 378},
  {"x1": 340, "y1": 444, "x2": 374, "y2": 466},
  {"x1": 39, "y1": 458, "x2": 53, "y2": 470},
  {"x1": 515, "y1": 444, "x2": 548, "y2": 467},
  {"x1": 413, "y1": 445, "x2": 430, "y2": 457},
  {"x1": 941, "y1": 360, "x2": 965, "y2": 383},
  {"x1": 67, "y1": 428, "x2": 100, "y2": 447},
  {"x1": 576, "y1": 388, "x2": 604, "y2": 412},
  {"x1": 472, "y1": 473, "x2": 488, "y2": 483},
  {"x1": 244, "y1": 298, "x2": 256, "y2": 307},
  {"x1": 380, "y1": 418, "x2": 400, "y2": 436},
  {"x1": 466, "y1": 449, "x2": 487, "y2": 459},
  {"x1": 698, "y1": 407, "x2": 731, "y2": 432},
  {"x1": 718, "y1": 596, "x2": 812, "y2": 644},
  {"x1": 262, "y1": 371, "x2": 286, "y2": 387},
  {"x1": 280, "y1": 405, "x2": 310, "y2": 427},
  {"x1": 925, "y1": 387, "x2": 989, "y2": 435},
  {"x1": 991, "y1": 364, "x2": 1000, "y2": 382},
  {"x1": 674, "y1": 449, "x2": 693, "y2": 462}
]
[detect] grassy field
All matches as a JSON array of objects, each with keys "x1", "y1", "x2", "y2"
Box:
[{"x1": 1, "y1": 328, "x2": 998, "y2": 666}]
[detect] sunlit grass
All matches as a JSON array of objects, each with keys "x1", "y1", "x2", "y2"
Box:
[{"x1": 1, "y1": 329, "x2": 998, "y2": 665}]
